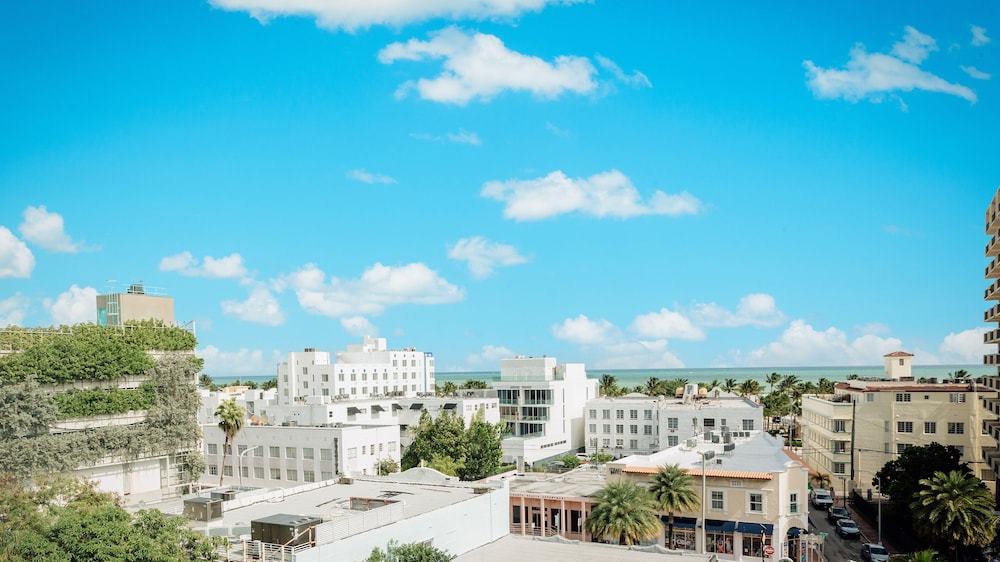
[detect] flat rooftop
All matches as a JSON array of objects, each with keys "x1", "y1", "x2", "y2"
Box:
[
  {"x1": 508, "y1": 465, "x2": 609, "y2": 498},
  {"x1": 613, "y1": 431, "x2": 795, "y2": 479},
  {"x1": 456, "y1": 535, "x2": 716, "y2": 562}
]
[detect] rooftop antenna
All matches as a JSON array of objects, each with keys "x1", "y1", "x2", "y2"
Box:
[{"x1": 105, "y1": 279, "x2": 117, "y2": 293}]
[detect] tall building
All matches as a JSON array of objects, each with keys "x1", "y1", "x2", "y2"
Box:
[
  {"x1": 492, "y1": 356, "x2": 598, "y2": 468},
  {"x1": 800, "y1": 351, "x2": 996, "y2": 495},
  {"x1": 981, "y1": 187, "x2": 1000, "y2": 492},
  {"x1": 276, "y1": 337, "x2": 435, "y2": 403}
]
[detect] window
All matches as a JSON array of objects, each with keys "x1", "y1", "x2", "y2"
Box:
[
  {"x1": 629, "y1": 439, "x2": 639, "y2": 449},
  {"x1": 667, "y1": 436, "x2": 679, "y2": 447},
  {"x1": 925, "y1": 422, "x2": 937, "y2": 434},
  {"x1": 629, "y1": 410, "x2": 638, "y2": 420},
  {"x1": 208, "y1": 465, "x2": 218, "y2": 476},
  {"x1": 223, "y1": 465, "x2": 233, "y2": 476},
  {"x1": 254, "y1": 446, "x2": 263, "y2": 457},
  {"x1": 950, "y1": 393, "x2": 966, "y2": 403},
  {"x1": 644, "y1": 425, "x2": 653, "y2": 435},
  {"x1": 207, "y1": 443, "x2": 218, "y2": 455},
  {"x1": 615, "y1": 439, "x2": 624, "y2": 447},
  {"x1": 322, "y1": 374, "x2": 329, "y2": 382},
  {"x1": 287, "y1": 469, "x2": 298, "y2": 481},
  {"x1": 948, "y1": 422, "x2": 965, "y2": 434},
  {"x1": 711, "y1": 490, "x2": 724, "y2": 509},
  {"x1": 630, "y1": 425, "x2": 638, "y2": 434},
  {"x1": 589, "y1": 409, "x2": 597, "y2": 419},
  {"x1": 749, "y1": 493, "x2": 763, "y2": 513},
  {"x1": 286, "y1": 447, "x2": 297, "y2": 459},
  {"x1": 223, "y1": 444, "x2": 232, "y2": 455},
  {"x1": 389, "y1": 441, "x2": 397, "y2": 452},
  {"x1": 866, "y1": 393, "x2": 875, "y2": 402},
  {"x1": 303, "y1": 448, "x2": 314, "y2": 460},
  {"x1": 590, "y1": 438, "x2": 598, "y2": 448},
  {"x1": 895, "y1": 393, "x2": 911, "y2": 402},
  {"x1": 897, "y1": 443, "x2": 911, "y2": 454},
  {"x1": 833, "y1": 420, "x2": 846, "y2": 432},
  {"x1": 254, "y1": 467, "x2": 264, "y2": 479},
  {"x1": 321, "y1": 471, "x2": 334, "y2": 481},
  {"x1": 602, "y1": 439, "x2": 611, "y2": 447},
  {"x1": 304, "y1": 470, "x2": 315, "y2": 482},
  {"x1": 269, "y1": 446, "x2": 280, "y2": 458},
  {"x1": 644, "y1": 410, "x2": 653, "y2": 420},
  {"x1": 362, "y1": 446, "x2": 366, "y2": 455},
  {"x1": 668, "y1": 417, "x2": 678, "y2": 430},
  {"x1": 616, "y1": 410, "x2": 624, "y2": 419},
  {"x1": 790, "y1": 492, "x2": 799, "y2": 514},
  {"x1": 241, "y1": 466, "x2": 249, "y2": 478},
  {"x1": 704, "y1": 418, "x2": 716, "y2": 429},
  {"x1": 348, "y1": 447, "x2": 357, "y2": 459},
  {"x1": 603, "y1": 424, "x2": 611, "y2": 433},
  {"x1": 270, "y1": 468, "x2": 281, "y2": 480},
  {"x1": 321, "y1": 448, "x2": 333, "y2": 461},
  {"x1": 955, "y1": 445, "x2": 965, "y2": 456},
  {"x1": 833, "y1": 462, "x2": 846, "y2": 474},
  {"x1": 615, "y1": 424, "x2": 624, "y2": 433},
  {"x1": 589, "y1": 424, "x2": 597, "y2": 433},
  {"x1": 742, "y1": 419, "x2": 754, "y2": 431},
  {"x1": 602, "y1": 410, "x2": 611, "y2": 419},
  {"x1": 897, "y1": 421, "x2": 914, "y2": 433},
  {"x1": 833, "y1": 442, "x2": 846, "y2": 453}
]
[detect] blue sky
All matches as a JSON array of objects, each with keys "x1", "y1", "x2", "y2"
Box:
[{"x1": 1, "y1": 1, "x2": 998, "y2": 377}]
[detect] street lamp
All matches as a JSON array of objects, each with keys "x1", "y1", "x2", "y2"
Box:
[
  {"x1": 699, "y1": 450, "x2": 715, "y2": 554},
  {"x1": 238, "y1": 445, "x2": 263, "y2": 488},
  {"x1": 838, "y1": 476, "x2": 847, "y2": 509},
  {"x1": 873, "y1": 475, "x2": 881, "y2": 545}
]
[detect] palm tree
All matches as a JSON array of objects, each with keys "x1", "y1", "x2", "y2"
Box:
[
  {"x1": 910, "y1": 470, "x2": 998, "y2": 559},
  {"x1": 910, "y1": 549, "x2": 943, "y2": 562},
  {"x1": 737, "y1": 379, "x2": 760, "y2": 397},
  {"x1": 723, "y1": 378, "x2": 737, "y2": 393},
  {"x1": 649, "y1": 464, "x2": 700, "y2": 548},
  {"x1": 817, "y1": 378, "x2": 835, "y2": 394},
  {"x1": 645, "y1": 377, "x2": 662, "y2": 396},
  {"x1": 765, "y1": 372, "x2": 782, "y2": 395},
  {"x1": 811, "y1": 472, "x2": 832, "y2": 490},
  {"x1": 599, "y1": 374, "x2": 621, "y2": 397},
  {"x1": 777, "y1": 374, "x2": 800, "y2": 394},
  {"x1": 585, "y1": 480, "x2": 661, "y2": 545},
  {"x1": 215, "y1": 398, "x2": 246, "y2": 486}
]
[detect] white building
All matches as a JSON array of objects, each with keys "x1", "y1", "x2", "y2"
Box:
[
  {"x1": 202, "y1": 423, "x2": 401, "y2": 485},
  {"x1": 276, "y1": 337, "x2": 435, "y2": 404},
  {"x1": 492, "y1": 356, "x2": 598, "y2": 468},
  {"x1": 585, "y1": 384, "x2": 764, "y2": 458}
]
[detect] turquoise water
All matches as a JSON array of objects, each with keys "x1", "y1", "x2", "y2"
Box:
[{"x1": 212, "y1": 364, "x2": 993, "y2": 388}]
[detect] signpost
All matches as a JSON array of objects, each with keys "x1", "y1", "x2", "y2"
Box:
[{"x1": 765, "y1": 546, "x2": 775, "y2": 557}]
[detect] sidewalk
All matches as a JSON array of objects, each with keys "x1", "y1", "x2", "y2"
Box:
[{"x1": 850, "y1": 504, "x2": 895, "y2": 553}]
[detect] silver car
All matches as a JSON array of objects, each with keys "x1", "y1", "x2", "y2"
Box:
[{"x1": 861, "y1": 543, "x2": 889, "y2": 562}]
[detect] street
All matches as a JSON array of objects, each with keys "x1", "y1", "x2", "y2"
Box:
[{"x1": 808, "y1": 501, "x2": 877, "y2": 562}]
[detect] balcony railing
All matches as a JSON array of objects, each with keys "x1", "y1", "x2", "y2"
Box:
[
  {"x1": 984, "y1": 353, "x2": 1000, "y2": 366},
  {"x1": 986, "y1": 329, "x2": 1000, "y2": 345},
  {"x1": 988, "y1": 235, "x2": 1000, "y2": 258},
  {"x1": 986, "y1": 303, "x2": 1000, "y2": 323},
  {"x1": 986, "y1": 279, "x2": 1000, "y2": 301}
]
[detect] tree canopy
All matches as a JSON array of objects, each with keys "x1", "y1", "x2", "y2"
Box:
[
  {"x1": 401, "y1": 409, "x2": 505, "y2": 481},
  {"x1": 585, "y1": 480, "x2": 660, "y2": 545},
  {"x1": 649, "y1": 464, "x2": 699, "y2": 547},
  {"x1": 875, "y1": 443, "x2": 970, "y2": 524},
  {"x1": 366, "y1": 539, "x2": 454, "y2": 562},
  {"x1": 910, "y1": 470, "x2": 997, "y2": 554}
]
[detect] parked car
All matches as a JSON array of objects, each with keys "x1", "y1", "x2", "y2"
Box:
[
  {"x1": 835, "y1": 519, "x2": 861, "y2": 539},
  {"x1": 826, "y1": 506, "x2": 849, "y2": 523},
  {"x1": 861, "y1": 543, "x2": 890, "y2": 562},
  {"x1": 811, "y1": 489, "x2": 834, "y2": 509}
]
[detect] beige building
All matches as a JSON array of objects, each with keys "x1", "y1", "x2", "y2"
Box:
[
  {"x1": 801, "y1": 352, "x2": 997, "y2": 496},
  {"x1": 96, "y1": 282, "x2": 176, "y2": 327},
  {"x1": 981, "y1": 187, "x2": 1000, "y2": 489}
]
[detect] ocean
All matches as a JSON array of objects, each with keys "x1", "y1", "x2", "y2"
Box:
[{"x1": 211, "y1": 364, "x2": 993, "y2": 388}]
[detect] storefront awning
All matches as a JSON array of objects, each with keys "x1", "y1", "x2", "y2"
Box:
[
  {"x1": 787, "y1": 527, "x2": 804, "y2": 537},
  {"x1": 371, "y1": 405, "x2": 385, "y2": 412},
  {"x1": 409, "y1": 403, "x2": 423, "y2": 410},
  {"x1": 737, "y1": 522, "x2": 774, "y2": 535},
  {"x1": 661, "y1": 516, "x2": 696, "y2": 529},
  {"x1": 443, "y1": 403, "x2": 457, "y2": 410},
  {"x1": 347, "y1": 407, "x2": 361, "y2": 415},
  {"x1": 705, "y1": 520, "x2": 736, "y2": 532}
]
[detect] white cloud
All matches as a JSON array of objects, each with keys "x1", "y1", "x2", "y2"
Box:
[
  {"x1": 630, "y1": 307, "x2": 705, "y2": 340},
  {"x1": 0, "y1": 293, "x2": 30, "y2": 326},
  {"x1": 961, "y1": 65, "x2": 991, "y2": 80},
  {"x1": 158, "y1": 251, "x2": 248, "y2": 279},
  {"x1": 447, "y1": 236, "x2": 528, "y2": 278},
  {"x1": 740, "y1": 319, "x2": 902, "y2": 367},
  {"x1": 804, "y1": 26, "x2": 977, "y2": 105},
  {"x1": 410, "y1": 129, "x2": 482, "y2": 145},
  {"x1": 937, "y1": 327, "x2": 990, "y2": 364},
  {"x1": 595, "y1": 55, "x2": 652, "y2": 88},
  {"x1": 347, "y1": 168, "x2": 397, "y2": 184},
  {"x1": 690, "y1": 294, "x2": 786, "y2": 328},
  {"x1": 340, "y1": 316, "x2": 377, "y2": 337},
  {"x1": 45, "y1": 285, "x2": 98, "y2": 325},
  {"x1": 221, "y1": 283, "x2": 285, "y2": 326},
  {"x1": 208, "y1": 0, "x2": 582, "y2": 32},
  {"x1": 595, "y1": 340, "x2": 685, "y2": 370},
  {"x1": 972, "y1": 25, "x2": 990, "y2": 47},
  {"x1": 278, "y1": 262, "x2": 464, "y2": 317},
  {"x1": 546, "y1": 122, "x2": 570, "y2": 137},
  {"x1": 855, "y1": 321, "x2": 891, "y2": 335},
  {"x1": 0, "y1": 227, "x2": 35, "y2": 278},
  {"x1": 467, "y1": 344, "x2": 516, "y2": 365},
  {"x1": 482, "y1": 169, "x2": 704, "y2": 221},
  {"x1": 883, "y1": 225, "x2": 923, "y2": 237},
  {"x1": 379, "y1": 27, "x2": 597, "y2": 105},
  {"x1": 197, "y1": 345, "x2": 284, "y2": 378},
  {"x1": 18, "y1": 205, "x2": 89, "y2": 253},
  {"x1": 551, "y1": 314, "x2": 621, "y2": 345}
]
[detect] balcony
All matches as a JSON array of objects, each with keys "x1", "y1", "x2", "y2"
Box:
[
  {"x1": 986, "y1": 303, "x2": 1000, "y2": 323},
  {"x1": 519, "y1": 415, "x2": 549, "y2": 422},
  {"x1": 987, "y1": 199, "x2": 1000, "y2": 235},
  {"x1": 984, "y1": 419, "x2": 1000, "y2": 441},
  {"x1": 986, "y1": 279, "x2": 1000, "y2": 301},
  {"x1": 986, "y1": 329, "x2": 1000, "y2": 345},
  {"x1": 988, "y1": 235, "x2": 1000, "y2": 258},
  {"x1": 984, "y1": 354, "x2": 1000, "y2": 366},
  {"x1": 988, "y1": 258, "x2": 1000, "y2": 279}
]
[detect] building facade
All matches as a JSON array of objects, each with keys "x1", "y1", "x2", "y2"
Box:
[
  {"x1": 276, "y1": 337, "x2": 435, "y2": 403},
  {"x1": 981, "y1": 186, "x2": 1000, "y2": 494},
  {"x1": 492, "y1": 356, "x2": 599, "y2": 467}
]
